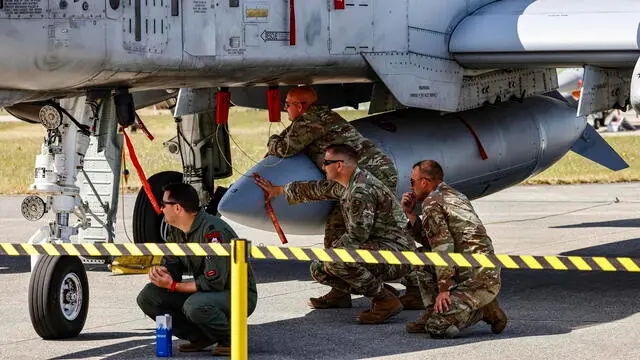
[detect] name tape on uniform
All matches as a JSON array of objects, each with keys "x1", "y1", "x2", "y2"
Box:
[{"x1": 1, "y1": 242, "x2": 639, "y2": 272}]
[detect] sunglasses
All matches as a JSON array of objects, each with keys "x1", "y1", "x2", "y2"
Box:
[
  {"x1": 160, "y1": 200, "x2": 179, "y2": 209},
  {"x1": 322, "y1": 159, "x2": 344, "y2": 166},
  {"x1": 284, "y1": 101, "x2": 306, "y2": 109}
]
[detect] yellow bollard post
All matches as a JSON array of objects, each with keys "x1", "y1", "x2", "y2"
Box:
[{"x1": 231, "y1": 239, "x2": 248, "y2": 360}]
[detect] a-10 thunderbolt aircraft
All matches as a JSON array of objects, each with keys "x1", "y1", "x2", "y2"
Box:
[{"x1": 1, "y1": 0, "x2": 637, "y2": 339}]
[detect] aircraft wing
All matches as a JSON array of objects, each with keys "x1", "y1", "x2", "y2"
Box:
[
  {"x1": 360, "y1": 0, "x2": 640, "y2": 114},
  {"x1": 450, "y1": 0, "x2": 640, "y2": 68},
  {"x1": 446, "y1": 0, "x2": 640, "y2": 116}
]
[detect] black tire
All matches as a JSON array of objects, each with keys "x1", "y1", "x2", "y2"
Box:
[
  {"x1": 205, "y1": 186, "x2": 228, "y2": 215},
  {"x1": 28, "y1": 256, "x2": 89, "y2": 339},
  {"x1": 132, "y1": 171, "x2": 182, "y2": 244}
]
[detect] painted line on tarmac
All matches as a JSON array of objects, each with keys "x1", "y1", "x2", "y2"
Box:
[{"x1": 1, "y1": 242, "x2": 639, "y2": 272}]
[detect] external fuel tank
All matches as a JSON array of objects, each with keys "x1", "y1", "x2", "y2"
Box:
[{"x1": 218, "y1": 95, "x2": 586, "y2": 235}]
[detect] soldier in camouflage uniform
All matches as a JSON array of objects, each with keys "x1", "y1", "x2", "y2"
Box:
[
  {"x1": 266, "y1": 86, "x2": 410, "y2": 307},
  {"x1": 400, "y1": 160, "x2": 508, "y2": 338},
  {"x1": 137, "y1": 183, "x2": 258, "y2": 356},
  {"x1": 256, "y1": 144, "x2": 412, "y2": 324}
]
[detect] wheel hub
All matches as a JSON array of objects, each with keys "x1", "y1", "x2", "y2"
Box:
[
  {"x1": 59, "y1": 273, "x2": 83, "y2": 321},
  {"x1": 21, "y1": 195, "x2": 47, "y2": 221}
]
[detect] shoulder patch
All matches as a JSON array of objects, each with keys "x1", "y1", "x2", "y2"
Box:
[
  {"x1": 205, "y1": 231, "x2": 222, "y2": 243},
  {"x1": 351, "y1": 198, "x2": 364, "y2": 216},
  {"x1": 206, "y1": 270, "x2": 217, "y2": 277}
]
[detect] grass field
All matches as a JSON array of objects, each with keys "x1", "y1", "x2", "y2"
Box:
[{"x1": 1, "y1": 109, "x2": 639, "y2": 194}]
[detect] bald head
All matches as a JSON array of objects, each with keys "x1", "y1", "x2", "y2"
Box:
[
  {"x1": 412, "y1": 160, "x2": 444, "y2": 182},
  {"x1": 287, "y1": 86, "x2": 318, "y2": 105}
]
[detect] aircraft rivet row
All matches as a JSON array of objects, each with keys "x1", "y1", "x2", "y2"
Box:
[{"x1": 1, "y1": 242, "x2": 639, "y2": 272}]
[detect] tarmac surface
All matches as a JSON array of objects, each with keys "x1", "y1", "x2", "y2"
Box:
[{"x1": 1, "y1": 183, "x2": 640, "y2": 359}]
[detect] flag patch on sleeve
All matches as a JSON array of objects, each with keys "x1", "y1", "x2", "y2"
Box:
[{"x1": 205, "y1": 231, "x2": 222, "y2": 243}]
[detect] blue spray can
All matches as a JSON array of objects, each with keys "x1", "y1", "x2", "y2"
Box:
[{"x1": 155, "y1": 314, "x2": 173, "y2": 357}]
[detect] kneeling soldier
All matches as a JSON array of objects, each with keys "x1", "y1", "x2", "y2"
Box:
[{"x1": 401, "y1": 160, "x2": 507, "y2": 338}]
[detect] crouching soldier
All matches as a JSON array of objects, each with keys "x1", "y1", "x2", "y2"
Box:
[
  {"x1": 401, "y1": 160, "x2": 507, "y2": 338},
  {"x1": 256, "y1": 144, "x2": 412, "y2": 324},
  {"x1": 266, "y1": 86, "x2": 400, "y2": 307},
  {"x1": 137, "y1": 183, "x2": 258, "y2": 356}
]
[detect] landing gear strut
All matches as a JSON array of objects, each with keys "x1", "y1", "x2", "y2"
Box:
[
  {"x1": 24, "y1": 92, "x2": 121, "y2": 339},
  {"x1": 24, "y1": 87, "x2": 233, "y2": 339}
]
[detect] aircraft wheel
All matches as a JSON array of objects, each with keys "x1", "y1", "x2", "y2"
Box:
[
  {"x1": 132, "y1": 171, "x2": 182, "y2": 243},
  {"x1": 28, "y1": 256, "x2": 89, "y2": 339}
]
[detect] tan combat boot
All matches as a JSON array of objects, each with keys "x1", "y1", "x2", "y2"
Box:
[
  {"x1": 357, "y1": 288, "x2": 403, "y2": 324},
  {"x1": 406, "y1": 308, "x2": 433, "y2": 333},
  {"x1": 482, "y1": 299, "x2": 508, "y2": 334},
  {"x1": 399, "y1": 286, "x2": 425, "y2": 310},
  {"x1": 308, "y1": 288, "x2": 352, "y2": 309}
]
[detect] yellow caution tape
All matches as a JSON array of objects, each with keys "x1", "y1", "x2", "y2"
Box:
[{"x1": 1, "y1": 242, "x2": 639, "y2": 272}]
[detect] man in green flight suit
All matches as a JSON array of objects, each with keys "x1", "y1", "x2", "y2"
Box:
[{"x1": 137, "y1": 183, "x2": 258, "y2": 356}]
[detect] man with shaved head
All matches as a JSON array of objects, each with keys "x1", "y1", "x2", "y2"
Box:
[
  {"x1": 266, "y1": 86, "x2": 407, "y2": 309},
  {"x1": 401, "y1": 160, "x2": 507, "y2": 338}
]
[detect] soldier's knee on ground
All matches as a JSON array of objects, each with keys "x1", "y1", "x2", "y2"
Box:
[
  {"x1": 425, "y1": 313, "x2": 460, "y2": 339},
  {"x1": 425, "y1": 297, "x2": 481, "y2": 337},
  {"x1": 429, "y1": 325, "x2": 460, "y2": 339}
]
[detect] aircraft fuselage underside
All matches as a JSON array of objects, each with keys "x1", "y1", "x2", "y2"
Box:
[{"x1": 1, "y1": 0, "x2": 640, "y2": 113}]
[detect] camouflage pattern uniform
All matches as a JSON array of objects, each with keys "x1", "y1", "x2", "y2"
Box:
[
  {"x1": 137, "y1": 210, "x2": 258, "y2": 346},
  {"x1": 407, "y1": 182, "x2": 501, "y2": 337},
  {"x1": 284, "y1": 167, "x2": 413, "y2": 297},
  {"x1": 268, "y1": 105, "x2": 398, "y2": 248}
]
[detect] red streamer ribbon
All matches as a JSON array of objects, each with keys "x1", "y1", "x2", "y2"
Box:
[{"x1": 122, "y1": 128, "x2": 162, "y2": 215}]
